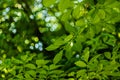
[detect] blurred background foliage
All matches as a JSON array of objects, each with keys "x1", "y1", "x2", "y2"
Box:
[{"x1": 0, "y1": 0, "x2": 120, "y2": 80}]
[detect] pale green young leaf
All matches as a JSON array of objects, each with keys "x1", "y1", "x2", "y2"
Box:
[
  {"x1": 53, "y1": 50, "x2": 63, "y2": 64},
  {"x1": 75, "y1": 61, "x2": 87, "y2": 67}
]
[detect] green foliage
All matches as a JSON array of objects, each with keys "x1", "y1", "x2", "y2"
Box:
[
  {"x1": 42, "y1": 0, "x2": 56, "y2": 7},
  {"x1": 75, "y1": 60, "x2": 87, "y2": 67},
  {"x1": 58, "y1": 0, "x2": 74, "y2": 12},
  {"x1": 0, "y1": 0, "x2": 120, "y2": 80},
  {"x1": 0, "y1": 53, "x2": 65, "y2": 80},
  {"x1": 53, "y1": 50, "x2": 63, "y2": 64}
]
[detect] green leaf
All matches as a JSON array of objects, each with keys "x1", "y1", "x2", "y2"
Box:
[
  {"x1": 88, "y1": 72, "x2": 97, "y2": 79},
  {"x1": 65, "y1": 44, "x2": 73, "y2": 60},
  {"x1": 104, "y1": 52, "x2": 111, "y2": 59},
  {"x1": 16, "y1": 74, "x2": 24, "y2": 79},
  {"x1": 64, "y1": 34, "x2": 73, "y2": 43},
  {"x1": 88, "y1": 8, "x2": 100, "y2": 24},
  {"x1": 98, "y1": 9, "x2": 106, "y2": 19},
  {"x1": 68, "y1": 78, "x2": 75, "y2": 80},
  {"x1": 105, "y1": 24, "x2": 115, "y2": 33},
  {"x1": 39, "y1": 27, "x2": 48, "y2": 33},
  {"x1": 46, "y1": 35, "x2": 73, "y2": 51},
  {"x1": 75, "y1": 18, "x2": 86, "y2": 27},
  {"x1": 76, "y1": 69, "x2": 86, "y2": 78},
  {"x1": 98, "y1": 0, "x2": 105, "y2": 4},
  {"x1": 48, "y1": 70, "x2": 64, "y2": 75},
  {"x1": 102, "y1": 33, "x2": 116, "y2": 46},
  {"x1": 73, "y1": 5, "x2": 85, "y2": 19},
  {"x1": 89, "y1": 54, "x2": 101, "y2": 63},
  {"x1": 4, "y1": 59, "x2": 11, "y2": 66},
  {"x1": 68, "y1": 72, "x2": 75, "y2": 77},
  {"x1": 72, "y1": 5, "x2": 81, "y2": 19},
  {"x1": 104, "y1": 0, "x2": 115, "y2": 6},
  {"x1": 26, "y1": 54, "x2": 36, "y2": 62},
  {"x1": 93, "y1": 13, "x2": 100, "y2": 24},
  {"x1": 24, "y1": 73, "x2": 32, "y2": 78},
  {"x1": 86, "y1": 27, "x2": 95, "y2": 39},
  {"x1": 100, "y1": 60, "x2": 109, "y2": 66},
  {"x1": 64, "y1": 22, "x2": 76, "y2": 33},
  {"x1": 21, "y1": 54, "x2": 28, "y2": 61},
  {"x1": 42, "y1": 0, "x2": 56, "y2": 7},
  {"x1": 25, "y1": 64, "x2": 36, "y2": 69},
  {"x1": 36, "y1": 60, "x2": 49, "y2": 67},
  {"x1": 82, "y1": 47, "x2": 90, "y2": 62},
  {"x1": 38, "y1": 69, "x2": 47, "y2": 75},
  {"x1": 10, "y1": 69, "x2": 16, "y2": 76},
  {"x1": 103, "y1": 71, "x2": 120, "y2": 77},
  {"x1": 92, "y1": 24, "x2": 102, "y2": 34},
  {"x1": 54, "y1": 39, "x2": 65, "y2": 46},
  {"x1": 75, "y1": 61, "x2": 87, "y2": 67},
  {"x1": 108, "y1": 1, "x2": 120, "y2": 8},
  {"x1": 53, "y1": 50, "x2": 63, "y2": 64},
  {"x1": 46, "y1": 37, "x2": 65, "y2": 51},
  {"x1": 61, "y1": 10, "x2": 71, "y2": 22},
  {"x1": 97, "y1": 64, "x2": 103, "y2": 72},
  {"x1": 58, "y1": 0, "x2": 73, "y2": 11},
  {"x1": 49, "y1": 64, "x2": 61, "y2": 70},
  {"x1": 109, "y1": 72, "x2": 120, "y2": 76},
  {"x1": 26, "y1": 70, "x2": 36, "y2": 77},
  {"x1": 12, "y1": 57, "x2": 23, "y2": 64},
  {"x1": 46, "y1": 44, "x2": 60, "y2": 51}
]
